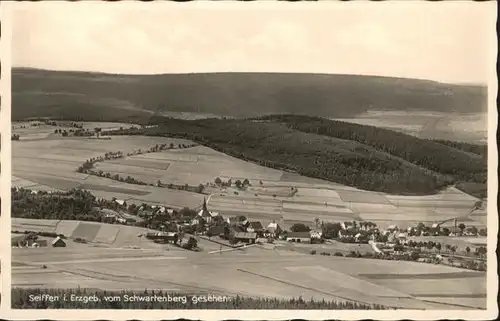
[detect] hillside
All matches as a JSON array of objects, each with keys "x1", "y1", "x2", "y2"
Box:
[
  {"x1": 12, "y1": 68, "x2": 487, "y2": 121},
  {"x1": 255, "y1": 115, "x2": 487, "y2": 183}
]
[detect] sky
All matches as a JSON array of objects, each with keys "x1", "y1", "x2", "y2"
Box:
[{"x1": 10, "y1": 1, "x2": 497, "y2": 84}]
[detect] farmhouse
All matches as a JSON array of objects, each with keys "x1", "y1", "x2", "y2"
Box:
[
  {"x1": 339, "y1": 228, "x2": 357, "y2": 239},
  {"x1": 286, "y1": 232, "x2": 311, "y2": 243},
  {"x1": 310, "y1": 230, "x2": 323, "y2": 239},
  {"x1": 341, "y1": 221, "x2": 356, "y2": 230},
  {"x1": 354, "y1": 232, "x2": 370, "y2": 243},
  {"x1": 247, "y1": 221, "x2": 264, "y2": 236},
  {"x1": 51, "y1": 237, "x2": 66, "y2": 247},
  {"x1": 207, "y1": 226, "x2": 226, "y2": 238},
  {"x1": 447, "y1": 226, "x2": 462, "y2": 236},
  {"x1": 264, "y1": 221, "x2": 282, "y2": 238},
  {"x1": 233, "y1": 232, "x2": 257, "y2": 244},
  {"x1": 33, "y1": 240, "x2": 48, "y2": 247}
]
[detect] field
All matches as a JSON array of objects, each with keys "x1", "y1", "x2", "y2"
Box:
[
  {"x1": 12, "y1": 123, "x2": 487, "y2": 230},
  {"x1": 12, "y1": 125, "x2": 204, "y2": 208},
  {"x1": 11, "y1": 121, "x2": 137, "y2": 141},
  {"x1": 12, "y1": 221, "x2": 487, "y2": 310},
  {"x1": 335, "y1": 110, "x2": 487, "y2": 144},
  {"x1": 12, "y1": 218, "x2": 166, "y2": 250}
]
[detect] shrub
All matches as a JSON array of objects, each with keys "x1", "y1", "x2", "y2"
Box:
[
  {"x1": 310, "y1": 250, "x2": 317, "y2": 255},
  {"x1": 334, "y1": 252, "x2": 344, "y2": 257}
]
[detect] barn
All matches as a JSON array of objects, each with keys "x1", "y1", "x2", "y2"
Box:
[{"x1": 51, "y1": 237, "x2": 67, "y2": 247}]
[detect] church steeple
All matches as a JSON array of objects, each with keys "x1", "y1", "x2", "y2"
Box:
[{"x1": 202, "y1": 197, "x2": 208, "y2": 211}]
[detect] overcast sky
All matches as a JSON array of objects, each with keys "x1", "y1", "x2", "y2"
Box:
[{"x1": 10, "y1": 1, "x2": 496, "y2": 84}]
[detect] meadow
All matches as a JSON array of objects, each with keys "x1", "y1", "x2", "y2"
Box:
[{"x1": 11, "y1": 234, "x2": 486, "y2": 310}]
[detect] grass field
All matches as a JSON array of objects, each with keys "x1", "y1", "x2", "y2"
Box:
[
  {"x1": 12, "y1": 121, "x2": 138, "y2": 141},
  {"x1": 11, "y1": 232, "x2": 487, "y2": 310}
]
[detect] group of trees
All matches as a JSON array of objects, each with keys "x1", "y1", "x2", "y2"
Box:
[
  {"x1": 400, "y1": 240, "x2": 487, "y2": 261},
  {"x1": 54, "y1": 128, "x2": 94, "y2": 137},
  {"x1": 214, "y1": 177, "x2": 251, "y2": 189},
  {"x1": 12, "y1": 134, "x2": 21, "y2": 140},
  {"x1": 411, "y1": 222, "x2": 486, "y2": 237},
  {"x1": 312, "y1": 249, "x2": 421, "y2": 262},
  {"x1": 12, "y1": 188, "x2": 103, "y2": 222},
  {"x1": 12, "y1": 288, "x2": 387, "y2": 309}
]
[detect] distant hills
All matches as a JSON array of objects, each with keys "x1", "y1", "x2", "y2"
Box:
[{"x1": 12, "y1": 67, "x2": 487, "y2": 121}]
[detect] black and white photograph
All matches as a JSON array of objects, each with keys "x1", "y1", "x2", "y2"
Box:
[{"x1": 2, "y1": 0, "x2": 497, "y2": 319}]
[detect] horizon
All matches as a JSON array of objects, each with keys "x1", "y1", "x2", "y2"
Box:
[
  {"x1": 9, "y1": 1, "x2": 496, "y2": 85},
  {"x1": 10, "y1": 66, "x2": 488, "y2": 87}
]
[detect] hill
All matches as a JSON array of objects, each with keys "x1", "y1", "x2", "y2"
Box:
[
  {"x1": 12, "y1": 68, "x2": 487, "y2": 121},
  {"x1": 100, "y1": 116, "x2": 485, "y2": 195},
  {"x1": 254, "y1": 115, "x2": 487, "y2": 183}
]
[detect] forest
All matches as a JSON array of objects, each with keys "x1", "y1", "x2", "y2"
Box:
[
  {"x1": 255, "y1": 115, "x2": 487, "y2": 183},
  {"x1": 101, "y1": 115, "x2": 486, "y2": 195},
  {"x1": 12, "y1": 288, "x2": 388, "y2": 309}
]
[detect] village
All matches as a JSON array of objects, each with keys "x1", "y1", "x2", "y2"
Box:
[{"x1": 12, "y1": 192, "x2": 487, "y2": 273}]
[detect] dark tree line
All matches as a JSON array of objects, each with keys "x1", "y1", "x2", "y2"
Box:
[{"x1": 433, "y1": 139, "x2": 487, "y2": 158}]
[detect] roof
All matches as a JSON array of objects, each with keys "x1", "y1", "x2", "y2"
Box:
[
  {"x1": 51, "y1": 236, "x2": 66, "y2": 245},
  {"x1": 287, "y1": 232, "x2": 311, "y2": 239},
  {"x1": 266, "y1": 222, "x2": 281, "y2": 233},
  {"x1": 198, "y1": 209, "x2": 212, "y2": 218},
  {"x1": 249, "y1": 221, "x2": 264, "y2": 230},
  {"x1": 233, "y1": 232, "x2": 257, "y2": 239},
  {"x1": 208, "y1": 226, "x2": 225, "y2": 235},
  {"x1": 231, "y1": 225, "x2": 246, "y2": 233},
  {"x1": 227, "y1": 217, "x2": 240, "y2": 224}
]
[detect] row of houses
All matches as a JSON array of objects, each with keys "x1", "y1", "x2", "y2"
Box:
[{"x1": 12, "y1": 234, "x2": 66, "y2": 248}]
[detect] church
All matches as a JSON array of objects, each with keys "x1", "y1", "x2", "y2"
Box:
[{"x1": 194, "y1": 198, "x2": 222, "y2": 225}]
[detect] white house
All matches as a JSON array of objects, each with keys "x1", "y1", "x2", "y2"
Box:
[
  {"x1": 265, "y1": 221, "x2": 282, "y2": 238},
  {"x1": 341, "y1": 221, "x2": 355, "y2": 230},
  {"x1": 310, "y1": 230, "x2": 323, "y2": 239}
]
